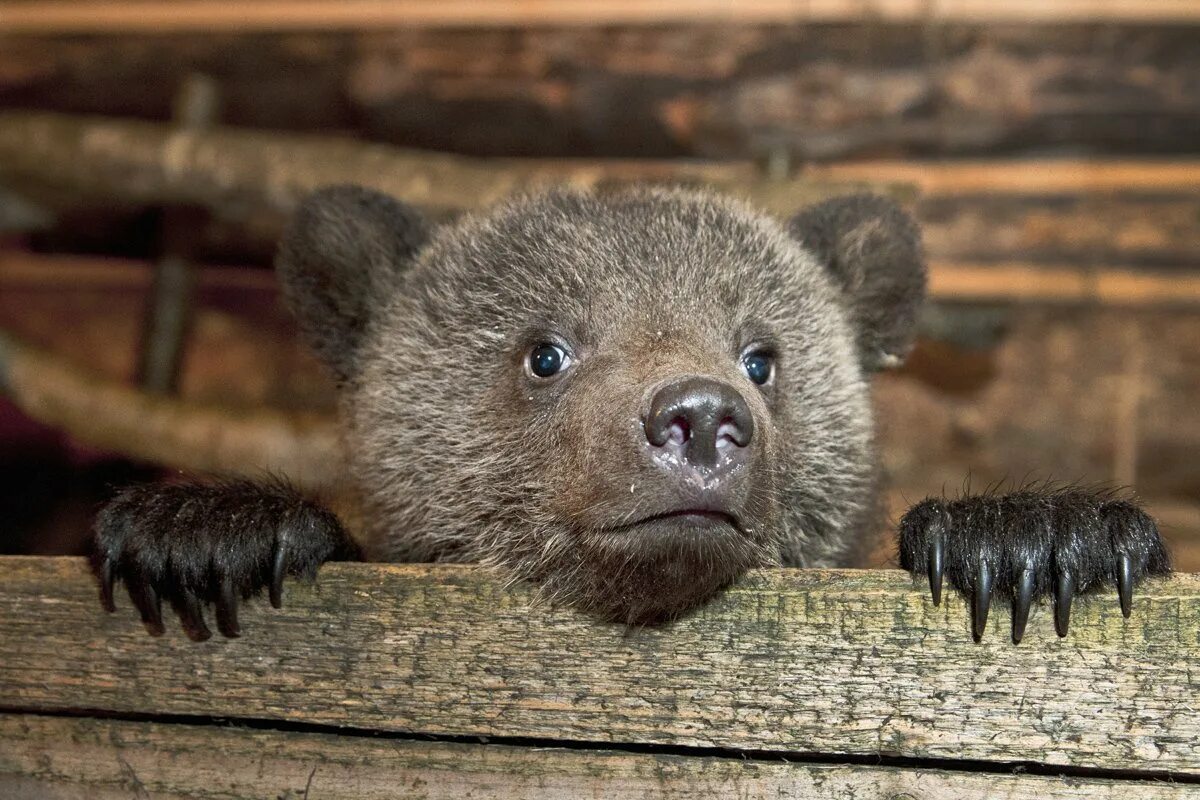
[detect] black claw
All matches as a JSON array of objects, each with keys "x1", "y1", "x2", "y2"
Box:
[
  {"x1": 1054, "y1": 571, "x2": 1075, "y2": 637},
  {"x1": 972, "y1": 560, "x2": 993, "y2": 642},
  {"x1": 145, "y1": 584, "x2": 163, "y2": 632},
  {"x1": 1012, "y1": 567, "x2": 1035, "y2": 644},
  {"x1": 93, "y1": 480, "x2": 350, "y2": 641},
  {"x1": 99, "y1": 557, "x2": 117, "y2": 613},
  {"x1": 1116, "y1": 552, "x2": 1134, "y2": 619},
  {"x1": 215, "y1": 578, "x2": 241, "y2": 638},
  {"x1": 179, "y1": 594, "x2": 212, "y2": 642},
  {"x1": 928, "y1": 527, "x2": 944, "y2": 606},
  {"x1": 129, "y1": 580, "x2": 165, "y2": 636},
  {"x1": 270, "y1": 544, "x2": 287, "y2": 609}
]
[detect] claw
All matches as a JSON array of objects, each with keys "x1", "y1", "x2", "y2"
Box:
[
  {"x1": 179, "y1": 594, "x2": 212, "y2": 642},
  {"x1": 972, "y1": 559, "x2": 993, "y2": 642},
  {"x1": 215, "y1": 577, "x2": 241, "y2": 638},
  {"x1": 928, "y1": 526, "x2": 944, "y2": 606},
  {"x1": 131, "y1": 581, "x2": 165, "y2": 637},
  {"x1": 1054, "y1": 571, "x2": 1074, "y2": 637},
  {"x1": 1012, "y1": 567, "x2": 1035, "y2": 644},
  {"x1": 1116, "y1": 552, "x2": 1134, "y2": 618},
  {"x1": 99, "y1": 557, "x2": 117, "y2": 613},
  {"x1": 270, "y1": 544, "x2": 287, "y2": 609}
]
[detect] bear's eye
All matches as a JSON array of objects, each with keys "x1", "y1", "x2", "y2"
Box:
[
  {"x1": 741, "y1": 350, "x2": 774, "y2": 386},
  {"x1": 528, "y1": 343, "x2": 571, "y2": 378}
]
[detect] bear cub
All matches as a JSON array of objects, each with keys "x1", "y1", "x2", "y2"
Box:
[{"x1": 95, "y1": 186, "x2": 1170, "y2": 643}]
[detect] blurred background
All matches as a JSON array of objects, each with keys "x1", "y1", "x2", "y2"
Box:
[{"x1": 0, "y1": 1, "x2": 1197, "y2": 569}]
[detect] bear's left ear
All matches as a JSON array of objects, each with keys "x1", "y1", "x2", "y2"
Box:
[
  {"x1": 788, "y1": 194, "x2": 926, "y2": 371},
  {"x1": 277, "y1": 185, "x2": 429, "y2": 383}
]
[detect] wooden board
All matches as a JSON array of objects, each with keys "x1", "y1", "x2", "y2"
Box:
[
  {"x1": 817, "y1": 162, "x2": 1200, "y2": 197},
  {"x1": 2, "y1": 557, "x2": 1198, "y2": 775},
  {"x1": 1, "y1": 715, "x2": 1196, "y2": 800},
  {"x1": 0, "y1": 111, "x2": 902, "y2": 218},
  {"x1": 8, "y1": 251, "x2": 1200, "y2": 306},
  {"x1": 925, "y1": 262, "x2": 1200, "y2": 306},
  {"x1": 2, "y1": 0, "x2": 1199, "y2": 34},
  {"x1": 3, "y1": 26, "x2": 1199, "y2": 161}
]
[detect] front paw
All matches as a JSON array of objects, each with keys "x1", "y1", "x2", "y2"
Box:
[
  {"x1": 93, "y1": 480, "x2": 355, "y2": 640},
  {"x1": 898, "y1": 489, "x2": 1171, "y2": 643}
]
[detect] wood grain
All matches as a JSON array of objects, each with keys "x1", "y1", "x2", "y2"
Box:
[
  {"x1": 918, "y1": 194, "x2": 1200, "y2": 269},
  {"x1": 811, "y1": 161, "x2": 1200, "y2": 196},
  {"x1": 926, "y1": 262, "x2": 1200, "y2": 306},
  {"x1": 6, "y1": 26, "x2": 1196, "y2": 161},
  {"x1": 0, "y1": 111, "x2": 899, "y2": 218},
  {"x1": 1, "y1": 715, "x2": 1195, "y2": 800},
  {"x1": 2, "y1": 557, "x2": 1197, "y2": 774},
  {"x1": 10, "y1": 251, "x2": 1200, "y2": 307},
  {"x1": 0, "y1": 329, "x2": 340, "y2": 490},
  {"x1": 2, "y1": 0, "x2": 1198, "y2": 34},
  {"x1": 4, "y1": 121, "x2": 1197, "y2": 216}
]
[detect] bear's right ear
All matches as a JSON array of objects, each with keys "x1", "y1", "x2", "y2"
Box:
[
  {"x1": 276, "y1": 185, "x2": 429, "y2": 382},
  {"x1": 788, "y1": 194, "x2": 926, "y2": 372}
]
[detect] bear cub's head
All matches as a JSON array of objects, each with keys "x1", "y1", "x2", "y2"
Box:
[{"x1": 278, "y1": 186, "x2": 924, "y2": 623}]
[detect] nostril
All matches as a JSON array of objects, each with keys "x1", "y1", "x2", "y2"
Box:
[
  {"x1": 667, "y1": 419, "x2": 689, "y2": 446},
  {"x1": 715, "y1": 419, "x2": 742, "y2": 448}
]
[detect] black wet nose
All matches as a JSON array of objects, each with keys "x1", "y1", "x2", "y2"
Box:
[{"x1": 644, "y1": 377, "x2": 754, "y2": 469}]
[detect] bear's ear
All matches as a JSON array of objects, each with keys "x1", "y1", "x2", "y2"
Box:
[
  {"x1": 788, "y1": 194, "x2": 926, "y2": 371},
  {"x1": 277, "y1": 185, "x2": 429, "y2": 382}
]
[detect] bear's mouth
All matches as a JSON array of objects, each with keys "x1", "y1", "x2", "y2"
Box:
[{"x1": 599, "y1": 509, "x2": 743, "y2": 536}]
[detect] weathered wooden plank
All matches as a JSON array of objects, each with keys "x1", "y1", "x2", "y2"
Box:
[
  {"x1": 917, "y1": 194, "x2": 1200, "y2": 268},
  {"x1": 0, "y1": 112, "x2": 898, "y2": 219},
  {"x1": 1, "y1": 557, "x2": 1197, "y2": 774},
  {"x1": 2, "y1": 0, "x2": 1198, "y2": 34},
  {"x1": 0, "y1": 329, "x2": 340, "y2": 490},
  {"x1": 3, "y1": 26, "x2": 1198, "y2": 160},
  {"x1": 1, "y1": 715, "x2": 1194, "y2": 800},
  {"x1": 926, "y1": 262, "x2": 1200, "y2": 306},
  {"x1": 0, "y1": 251, "x2": 277, "y2": 292},
  {"x1": 813, "y1": 162, "x2": 1200, "y2": 197},
  {"x1": 9, "y1": 251, "x2": 1200, "y2": 308}
]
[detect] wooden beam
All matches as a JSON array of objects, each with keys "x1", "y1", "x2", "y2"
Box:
[
  {"x1": 6, "y1": 113, "x2": 1200, "y2": 223},
  {"x1": 919, "y1": 194, "x2": 1200, "y2": 267},
  {"x1": 0, "y1": 251, "x2": 277, "y2": 292},
  {"x1": 8, "y1": 251, "x2": 1200, "y2": 308},
  {"x1": 2, "y1": 0, "x2": 1198, "y2": 34},
  {"x1": 0, "y1": 329, "x2": 340, "y2": 489},
  {"x1": 3, "y1": 715, "x2": 1196, "y2": 800},
  {"x1": 2, "y1": 557, "x2": 1198, "y2": 774},
  {"x1": 928, "y1": 262, "x2": 1200, "y2": 307},
  {"x1": 810, "y1": 160, "x2": 1200, "y2": 196},
  {"x1": 4, "y1": 27, "x2": 1197, "y2": 162},
  {"x1": 0, "y1": 112, "x2": 900, "y2": 218},
  {"x1": 5, "y1": 115, "x2": 1199, "y2": 228}
]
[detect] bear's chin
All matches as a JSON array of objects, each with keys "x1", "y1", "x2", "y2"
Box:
[{"x1": 532, "y1": 516, "x2": 769, "y2": 625}]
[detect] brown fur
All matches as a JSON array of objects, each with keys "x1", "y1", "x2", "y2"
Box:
[{"x1": 288, "y1": 186, "x2": 924, "y2": 623}]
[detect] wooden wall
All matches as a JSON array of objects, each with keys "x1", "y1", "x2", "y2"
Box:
[{"x1": 2, "y1": 23, "x2": 1199, "y2": 160}]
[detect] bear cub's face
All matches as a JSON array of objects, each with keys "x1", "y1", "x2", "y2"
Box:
[{"x1": 278, "y1": 187, "x2": 924, "y2": 624}]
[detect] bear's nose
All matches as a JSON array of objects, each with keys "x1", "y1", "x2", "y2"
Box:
[{"x1": 644, "y1": 377, "x2": 754, "y2": 469}]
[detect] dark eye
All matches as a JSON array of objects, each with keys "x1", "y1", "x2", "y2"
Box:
[
  {"x1": 742, "y1": 350, "x2": 774, "y2": 386},
  {"x1": 528, "y1": 343, "x2": 571, "y2": 378}
]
